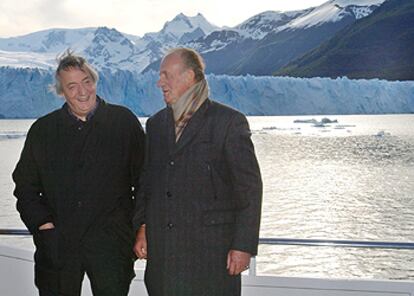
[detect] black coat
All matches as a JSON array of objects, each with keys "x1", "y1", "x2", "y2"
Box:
[
  {"x1": 13, "y1": 99, "x2": 145, "y2": 291},
  {"x1": 134, "y1": 99, "x2": 262, "y2": 296}
]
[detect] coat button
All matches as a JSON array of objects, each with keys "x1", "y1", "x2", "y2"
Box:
[
  {"x1": 166, "y1": 191, "x2": 172, "y2": 197},
  {"x1": 169, "y1": 160, "x2": 175, "y2": 166},
  {"x1": 167, "y1": 223, "x2": 174, "y2": 229}
]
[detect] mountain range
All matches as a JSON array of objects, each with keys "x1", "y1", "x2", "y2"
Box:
[
  {"x1": 275, "y1": 0, "x2": 414, "y2": 80},
  {"x1": 0, "y1": 0, "x2": 397, "y2": 79},
  {"x1": 0, "y1": 0, "x2": 413, "y2": 118}
]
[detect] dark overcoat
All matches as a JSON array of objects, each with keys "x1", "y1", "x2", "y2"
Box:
[
  {"x1": 134, "y1": 99, "x2": 262, "y2": 296},
  {"x1": 13, "y1": 99, "x2": 145, "y2": 293}
]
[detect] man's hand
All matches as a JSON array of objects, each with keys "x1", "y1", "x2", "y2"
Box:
[
  {"x1": 133, "y1": 224, "x2": 147, "y2": 259},
  {"x1": 38, "y1": 222, "x2": 55, "y2": 230},
  {"x1": 227, "y1": 249, "x2": 251, "y2": 275}
]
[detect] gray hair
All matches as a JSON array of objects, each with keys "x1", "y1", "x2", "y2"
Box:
[
  {"x1": 53, "y1": 50, "x2": 98, "y2": 95},
  {"x1": 166, "y1": 47, "x2": 205, "y2": 82}
]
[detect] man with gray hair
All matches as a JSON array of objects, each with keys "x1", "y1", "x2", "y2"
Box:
[
  {"x1": 13, "y1": 51, "x2": 145, "y2": 296},
  {"x1": 133, "y1": 47, "x2": 262, "y2": 296}
]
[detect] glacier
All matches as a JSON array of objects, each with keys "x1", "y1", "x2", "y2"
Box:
[{"x1": 0, "y1": 66, "x2": 413, "y2": 118}]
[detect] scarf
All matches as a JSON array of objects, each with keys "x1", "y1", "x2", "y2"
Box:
[{"x1": 170, "y1": 79, "x2": 209, "y2": 141}]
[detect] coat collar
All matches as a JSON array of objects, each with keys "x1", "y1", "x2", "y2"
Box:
[{"x1": 60, "y1": 96, "x2": 107, "y2": 127}]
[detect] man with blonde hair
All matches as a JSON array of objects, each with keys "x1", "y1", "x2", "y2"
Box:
[
  {"x1": 13, "y1": 51, "x2": 145, "y2": 296},
  {"x1": 134, "y1": 47, "x2": 262, "y2": 296}
]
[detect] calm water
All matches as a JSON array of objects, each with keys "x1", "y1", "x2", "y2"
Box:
[{"x1": 1, "y1": 115, "x2": 414, "y2": 280}]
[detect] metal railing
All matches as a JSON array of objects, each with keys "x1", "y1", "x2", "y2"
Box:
[
  {"x1": 2, "y1": 228, "x2": 414, "y2": 276},
  {"x1": 0, "y1": 228, "x2": 30, "y2": 235},
  {"x1": 2, "y1": 229, "x2": 414, "y2": 250},
  {"x1": 251, "y1": 237, "x2": 414, "y2": 275},
  {"x1": 259, "y1": 237, "x2": 414, "y2": 249}
]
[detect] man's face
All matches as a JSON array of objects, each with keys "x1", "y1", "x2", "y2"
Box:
[
  {"x1": 59, "y1": 67, "x2": 97, "y2": 120},
  {"x1": 157, "y1": 54, "x2": 193, "y2": 105}
]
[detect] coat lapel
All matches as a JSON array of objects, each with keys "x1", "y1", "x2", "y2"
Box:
[
  {"x1": 165, "y1": 107, "x2": 177, "y2": 156},
  {"x1": 171, "y1": 99, "x2": 210, "y2": 156}
]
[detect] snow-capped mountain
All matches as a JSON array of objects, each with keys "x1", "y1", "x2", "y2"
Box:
[
  {"x1": 0, "y1": 28, "x2": 96, "y2": 53},
  {"x1": 0, "y1": 50, "x2": 55, "y2": 69},
  {"x1": 182, "y1": 10, "x2": 306, "y2": 54},
  {"x1": 0, "y1": 0, "x2": 412, "y2": 119},
  {"x1": 197, "y1": 0, "x2": 385, "y2": 75},
  {"x1": 130, "y1": 13, "x2": 221, "y2": 72},
  {"x1": 0, "y1": 27, "x2": 150, "y2": 72},
  {"x1": 0, "y1": 13, "x2": 220, "y2": 73},
  {"x1": 143, "y1": 9, "x2": 310, "y2": 72},
  {"x1": 275, "y1": 0, "x2": 414, "y2": 81},
  {"x1": 145, "y1": 0, "x2": 385, "y2": 75},
  {"x1": 152, "y1": 12, "x2": 219, "y2": 41},
  {"x1": 282, "y1": 0, "x2": 385, "y2": 30},
  {"x1": 83, "y1": 27, "x2": 145, "y2": 72},
  {"x1": 234, "y1": 10, "x2": 307, "y2": 40},
  {"x1": 0, "y1": 0, "x2": 386, "y2": 75},
  {"x1": 139, "y1": 12, "x2": 219, "y2": 50}
]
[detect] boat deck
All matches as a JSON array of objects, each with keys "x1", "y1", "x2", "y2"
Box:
[{"x1": 1, "y1": 244, "x2": 414, "y2": 296}]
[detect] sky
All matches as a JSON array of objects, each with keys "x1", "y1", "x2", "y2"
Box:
[{"x1": 0, "y1": 0, "x2": 327, "y2": 38}]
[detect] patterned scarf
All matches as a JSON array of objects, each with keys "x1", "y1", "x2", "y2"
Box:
[{"x1": 170, "y1": 79, "x2": 209, "y2": 141}]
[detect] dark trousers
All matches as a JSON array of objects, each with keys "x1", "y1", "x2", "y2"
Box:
[
  {"x1": 39, "y1": 289, "x2": 58, "y2": 296},
  {"x1": 35, "y1": 228, "x2": 135, "y2": 296},
  {"x1": 37, "y1": 252, "x2": 134, "y2": 296}
]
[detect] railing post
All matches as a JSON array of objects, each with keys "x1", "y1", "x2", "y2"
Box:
[{"x1": 249, "y1": 256, "x2": 256, "y2": 276}]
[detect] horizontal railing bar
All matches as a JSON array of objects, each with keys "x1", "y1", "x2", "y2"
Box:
[
  {"x1": 1, "y1": 229, "x2": 414, "y2": 250},
  {"x1": 259, "y1": 237, "x2": 414, "y2": 249},
  {"x1": 0, "y1": 229, "x2": 30, "y2": 235}
]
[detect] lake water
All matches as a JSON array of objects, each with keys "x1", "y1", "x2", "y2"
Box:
[{"x1": 1, "y1": 114, "x2": 414, "y2": 280}]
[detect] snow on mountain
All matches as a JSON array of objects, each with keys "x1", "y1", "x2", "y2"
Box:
[
  {"x1": 275, "y1": 0, "x2": 414, "y2": 81},
  {"x1": 142, "y1": 13, "x2": 219, "y2": 46},
  {"x1": 162, "y1": 12, "x2": 219, "y2": 39},
  {"x1": 1, "y1": 65, "x2": 413, "y2": 118},
  {"x1": 214, "y1": 0, "x2": 386, "y2": 76},
  {"x1": 186, "y1": 30, "x2": 242, "y2": 54},
  {"x1": 283, "y1": 0, "x2": 385, "y2": 30},
  {"x1": 0, "y1": 50, "x2": 55, "y2": 70},
  {"x1": 83, "y1": 27, "x2": 142, "y2": 72},
  {"x1": 0, "y1": 28, "x2": 96, "y2": 53},
  {"x1": 0, "y1": 0, "x2": 390, "y2": 75},
  {"x1": 128, "y1": 13, "x2": 221, "y2": 72},
  {"x1": 334, "y1": 0, "x2": 386, "y2": 6},
  {"x1": 186, "y1": 9, "x2": 307, "y2": 54},
  {"x1": 183, "y1": 0, "x2": 386, "y2": 76},
  {"x1": 0, "y1": 27, "x2": 157, "y2": 73},
  {"x1": 234, "y1": 10, "x2": 307, "y2": 39}
]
